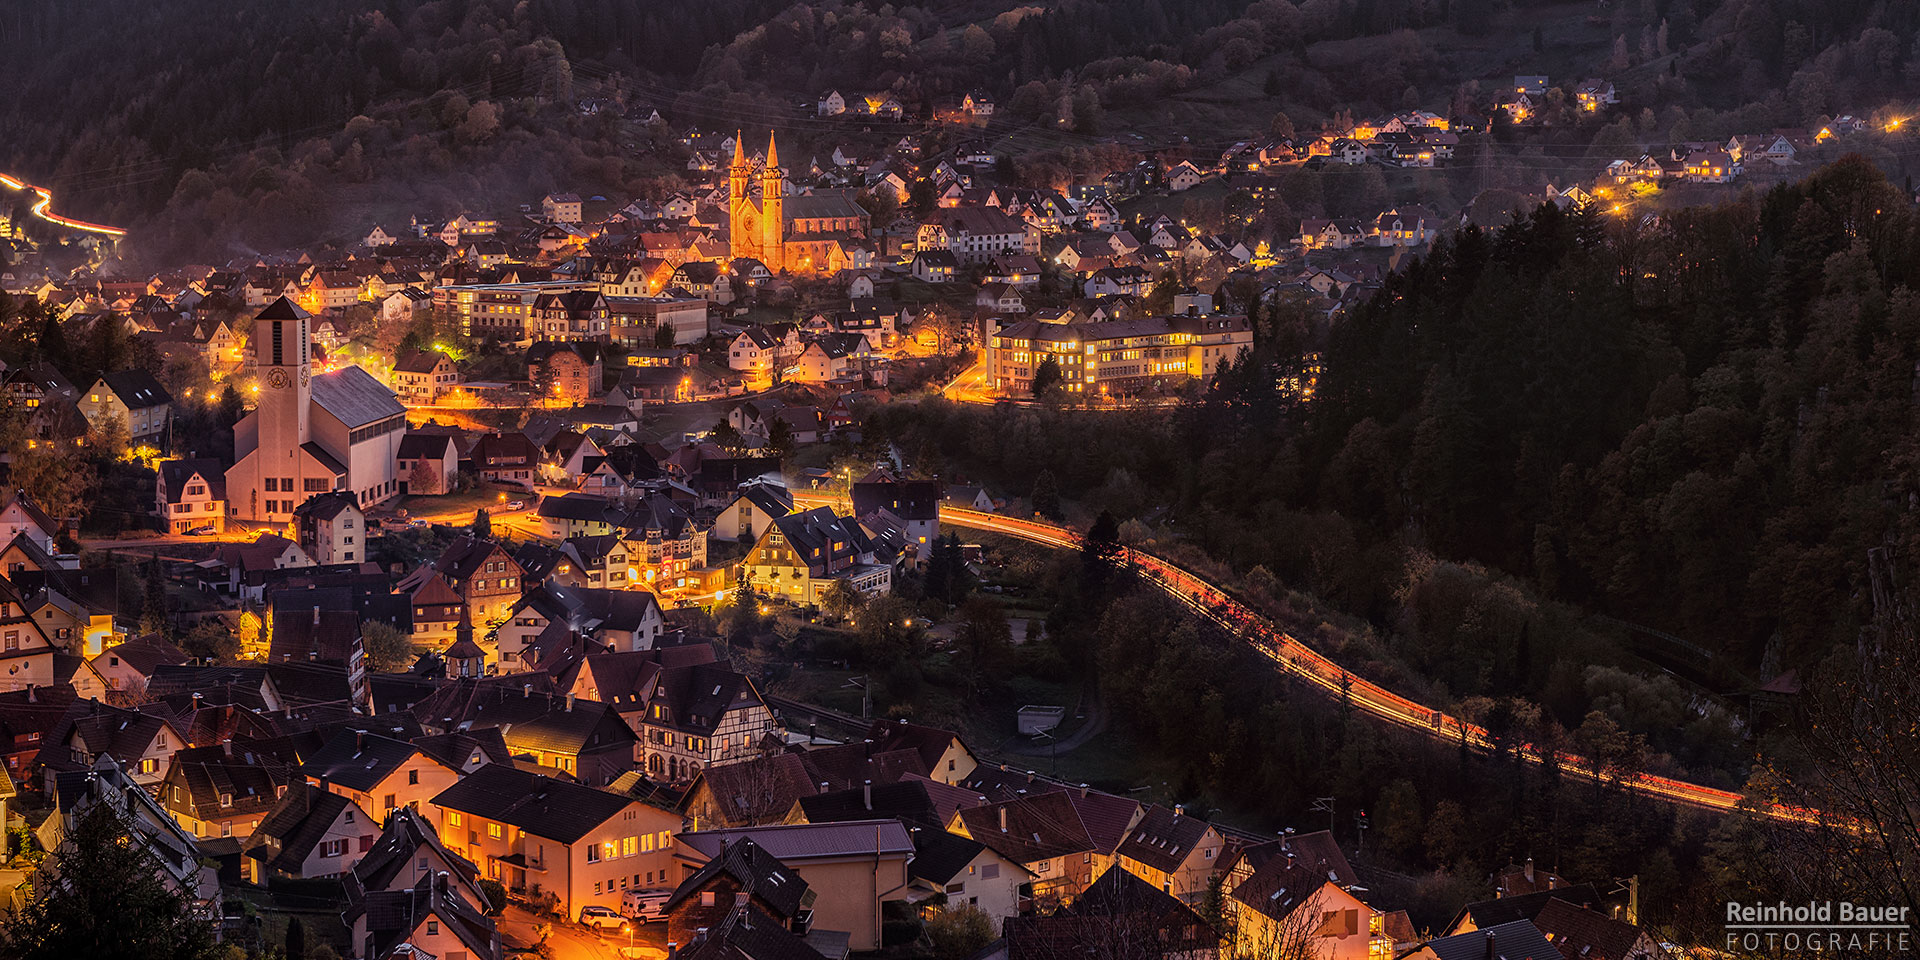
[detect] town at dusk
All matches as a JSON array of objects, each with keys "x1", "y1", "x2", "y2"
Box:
[{"x1": 0, "y1": 1, "x2": 1915, "y2": 959}]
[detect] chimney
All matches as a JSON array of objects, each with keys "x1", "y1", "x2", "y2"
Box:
[
  {"x1": 1025, "y1": 770, "x2": 1034, "y2": 783},
  {"x1": 1484, "y1": 931, "x2": 1496, "y2": 960},
  {"x1": 436, "y1": 871, "x2": 449, "y2": 896},
  {"x1": 998, "y1": 807, "x2": 1008, "y2": 833},
  {"x1": 1173, "y1": 804, "x2": 1184, "y2": 818},
  {"x1": 1079, "y1": 783, "x2": 1090, "y2": 797},
  {"x1": 26, "y1": 684, "x2": 34, "y2": 704},
  {"x1": 523, "y1": 683, "x2": 532, "y2": 698},
  {"x1": 1524, "y1": 857, "x2": 1534, "y2": 884},
  {"x1": 863, "y1": 779, "x2": 872, "y2": 810},
  {"x1": 221, "y1": 741, "x2": 232, "y2": 758},
  {"x1": 566, "y1": 693, "x2": 575, "y2": 712}
]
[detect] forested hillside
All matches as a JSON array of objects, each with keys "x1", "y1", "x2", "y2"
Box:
[
  {"x1": 871, "y1": 157, "x2": 1920, "y2": 747},
  {"x1": 6, "y1": 0, "x2": 1920, "y2": 259}
]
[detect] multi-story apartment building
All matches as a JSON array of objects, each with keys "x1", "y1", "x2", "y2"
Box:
[
  {"x1": 432, "y1": 281, "x2": 597, "y2": 341},
  {"x1": 987, "y1": 313, "x2": 1253, "y2": 397}
]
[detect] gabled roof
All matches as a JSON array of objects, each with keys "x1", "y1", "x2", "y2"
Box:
[
  {"x1": 1416, "y1": 920, "x2": 1560, "y2": 960},
  {"x1": 44, "y1": 699, "x2": 177, "y2": 772},
  {"x1": 396, "y1": 432, "x2": 455, "y2": 459},
  {"x1": 345, "y1": 870, "x2": 498, "y2": 960},
  {"x1": 1531, "y1": 898, "x2": 1649, "y2": 960},
  {"x1": 393, "y1": 350, "x2": 450, "y2": 374},
  {"x1": 291, "y1": 491, "x2": 361, "y2": 523},
  {"x1": 97, "y1": 369, "x2": 172, "y2": 409},
  {"x1": 350, "y1": 805, "x2": 482, "y2": 898},
  {"x1": 665, "y1": 836, "x2": 813, "y2": 918},
  {"x1": 302, "y1": 729, "x2": 431, "y2": 792},
  {"x1": 680, "y1": 819, "x2": 914, "y2": 865},
  {"x1": 1114, "y1": 804, "x2": 1214, "y2": 873},
  {"x1": 1228, "y1": 830, "x2": 1356, "y2": 921},
  {"x1": 247, "y1": 781, "x2": 360, "y2": 874},
  {"x1": 650, "y1": 663, "x2": 766, "y2": 736},
  {"x1": 427, "y1": 763, "x2": 634, "y2": 844},
  {"x1": 954, "y1": 791, "x2": 1097, "y2": 864},
  {"x1": 162, "y1": 743, "x2": 295, "y2": 819},
  {"x1": 93, "y1": 634, "x2": 189, "y2": 677},
  {"x1": 159, "y1": 458, "x2": 227, "y2": 504},
  {"x1": 311, "y1": 365, "x2": 405, "y2": 429},
  {"x1": 1446, "y1": 886, "x2": 1603, "y2": 935}
]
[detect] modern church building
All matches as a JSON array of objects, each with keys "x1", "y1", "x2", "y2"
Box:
[{"x1": 226, "y1": 298, "x2": 408, "y2": 524}]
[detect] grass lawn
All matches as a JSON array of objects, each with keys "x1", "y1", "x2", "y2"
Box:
[{"x1": 389, "y1": 480, "x2": 524, "y2": 519}]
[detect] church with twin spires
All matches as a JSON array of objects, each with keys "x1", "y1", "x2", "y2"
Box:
[
  {"x1": 727, "y1": 131, "x2": 872, "y2": 276},
  {"x1": 225, "y1": 298, "x2": 409, "y2": 524}
]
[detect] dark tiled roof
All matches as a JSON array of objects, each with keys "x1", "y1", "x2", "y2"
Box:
[
  {"x1": 954, "y1": 792, "x2": 1096, "y2": 865},
  {"x1": 664, "y1": 837, "x2": 812, "y2": 918},
  {"x1": 1447, "y1": 886, "x2": 1604, "y2": 935},
  {"x1": 680, "y1": 905, "x2": 829, "y2": 960},
  {"x1": 159, "y1": 458, "x2": 226, "y2": 504},
  {"x1": 907, "y1": 828, "x2": 989, "y2": 885},
  {"x1": 1113, "y1": 804, "x2": 1213, "y2": 873},
  {"x1": 397, "y1": 432, "x2": 455, "y2": 459},
  {"x1": 247, "y1": 782, "x2": 359, "y2": 874},
  {"x1": 427, "y1": 763, "x2": 632, "y2": 844},
  {"x1": 301, "y1": 730, "x2": 427, "y2": 792},
  {"x1": 1532, "y1": 898, "x2": 1649, "y2": 960},
  {"x1": 346, "y1": 871, "x2": 499, "y2": 960},
  {"x1": 292, "y1": 491, "x2": 361, "y2": 522},
  {"x1": 796, "y1": 780, "x2": 946, "y2": 829},
  {"x1": 311, "y1": 365, "x2": 405, "y2": 429},
  {"x1": 1417, "y1": 920, "x2": 1561, "y2": 960},
  {"x1": 1228, "y1": 830, "x2": 1355, "y2": 921},
  {"x1": 393, "y1": 350, "x2": 450, "y2": 374},
  {"x1": 254, "y1": 296, "x2": 309, "y2": 321},
  {"x1": 44, "y1": 699, "x2": 175, "y2": 772},
  {"x1": 99, "y1": 369, "x2": 172, "y2": 409},
  {"x1": 350, "y1": 805, "x2": 481, "y2": 898}
]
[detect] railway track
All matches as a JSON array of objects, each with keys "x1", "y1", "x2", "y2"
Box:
[{"x1": 792, "y1": 491, "x2": 1813, "y2": 823}]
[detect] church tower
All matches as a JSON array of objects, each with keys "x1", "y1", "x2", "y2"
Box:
[
  {"x1": 254, "y1": 296, "x2": 312, "y2": 498},
  {"x1": 728, "y1": 131, "x2": 754, "y2": 261},
  {"x1": 760, "y1": 131, "x2": 786, "y2": 273}
]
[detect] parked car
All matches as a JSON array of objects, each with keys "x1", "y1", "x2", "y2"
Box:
[
  {"x1": 507, "y1": 500, "x2": 525, "y2": 510},
  {"x1": 579, "y1": 905, "x2": 625, "y2": 930},
  {"x1": 622, "y1": 889, "x2": 673, "y2": 922},
  {"x1": 185, "y1": 526, "x2": 217, "y2": 537},
  {"x1": 407, "y1": 518, "x2": 429, "y2": 528}
]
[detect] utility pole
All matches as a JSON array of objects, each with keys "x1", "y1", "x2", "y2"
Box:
[
  {"x1": 844, "y1": 675, "x2": 869, "y2": 719},
  {"x1": 1311, "y1": 796, "x2": 1335, "y2": 837}
]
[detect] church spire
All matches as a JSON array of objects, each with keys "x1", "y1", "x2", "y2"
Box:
[
  {"x1": 732, "y1": 130, "x2": 747, "y2": 170},
  {"x1": 765, "y1": 131, "x2": 779, "y2": 171}
]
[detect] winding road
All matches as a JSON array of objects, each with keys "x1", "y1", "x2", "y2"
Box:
[
  {"x1": 0, "y1": 172, "x2": 128, "y2": 237},
  {"x1": 792, "y1": 491, "x2": 1811, "y2": 823}
]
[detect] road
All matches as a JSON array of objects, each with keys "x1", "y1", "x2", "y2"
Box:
[
  {"x1": 500, "y1": 905, "x2": 667, "y2": 960},
  {"x1": 0, "y1": 172, "x2": 128, "y2": 236},
  {"x1": 791, "y1": 491, "x2": 1810, "y2": 823}
]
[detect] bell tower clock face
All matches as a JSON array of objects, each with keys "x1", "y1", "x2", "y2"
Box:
[{"x1": 266, "y1": 368, "x2": 290, "y2": 389}]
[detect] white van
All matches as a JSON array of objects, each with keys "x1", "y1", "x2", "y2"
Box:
[{"x1": 622, "y1": 888, "x2": 674, "y2": 922}]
